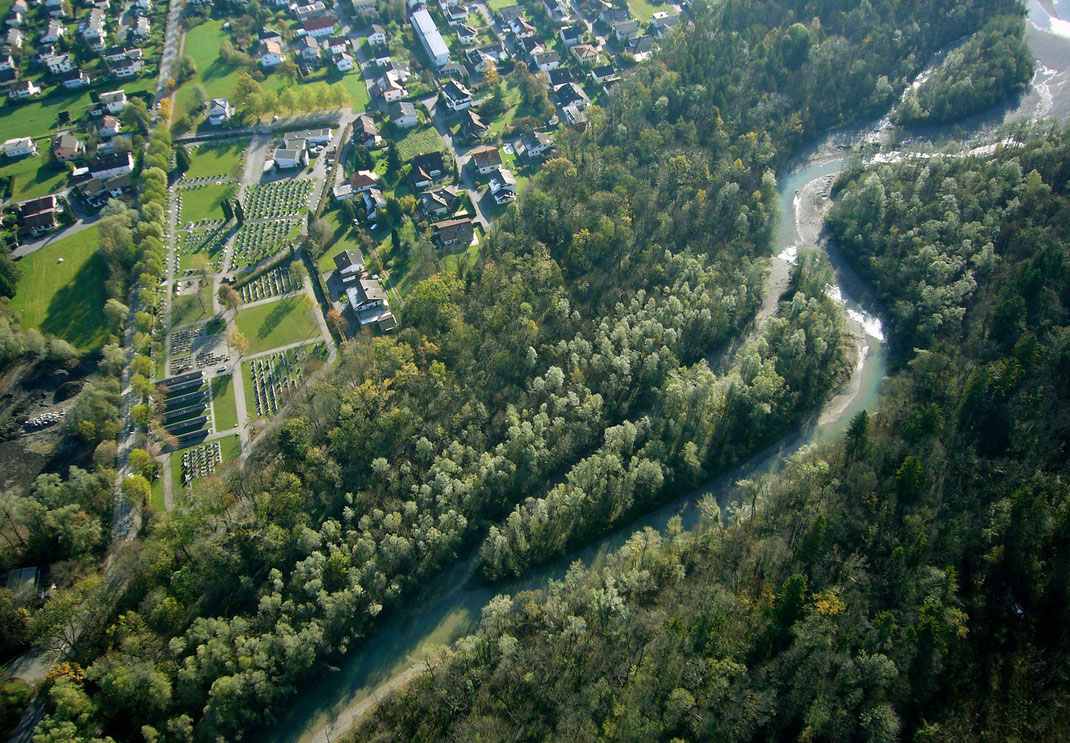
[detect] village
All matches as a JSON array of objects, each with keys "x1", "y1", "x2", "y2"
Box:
[{"x1": 0, "y1": 0, "x2": 686, "y2": 507}]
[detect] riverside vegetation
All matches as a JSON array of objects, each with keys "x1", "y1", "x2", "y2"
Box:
[{"x1": 0, "y1": 0, "x2": 1042, "y2": 740}]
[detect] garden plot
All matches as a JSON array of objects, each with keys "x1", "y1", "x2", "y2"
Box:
[
  {"x1": 244, "y1": 343, "x2": 325, "y2": 418},
  {"x1": 240, "y1": 266, "x2": 300, "y2": 303},
  {"x1": 230, "y1": 218, "x2": 303, "y2": 269},
  {"x1": 243, "y1": 180, "x2": 315, "y2": 220},
  {"x1": 176, "y1": 228, "x2": 228, "y2": 273}
]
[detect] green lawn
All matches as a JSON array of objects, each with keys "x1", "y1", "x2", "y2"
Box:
[
  {"x1": 332, "y1": 71, "x2": 371, "y2": 112},
  {"x1": 10, "y1": 226, "x2": 110, "y2": 350},
  {"x1": 149, "y1": 460, "x2": 166, "y2": 511},
  {"x1": 316, "y1": 209, "x2": 365, "y2": 274},
  {"x1": 235, "y1": 295, "x2": 322, "y2": 354},
  {"x1": 625, "y1": 0, "x2": 677, "y2": 21},
  {"x1": 241, "y1": 361, "x2": 257, "y2": 420},
  {"x1": 182, "y1": 141, "x2": 247, "y2": 180},
  {"x1": 395, "y1": 125, "x2": 447, "y2": 161},
  {"x1": 0, "y1": 154, "x2": 69, "y2": 202},
  {"x1": 171, "y1": 282, "x2": 213, "y2": 328},
  {"x1": 485, "y1": 0, "x2": 516, "y2": 12},
  {"x1": 0, "y1": 77, "x2": 155, "y2": 142},
  {"x1": 210, "y1": 374, "x2": 238, "y2": 431},
  {"x1": 178, "y1": 184, "x2": 231, "y2": 224}
]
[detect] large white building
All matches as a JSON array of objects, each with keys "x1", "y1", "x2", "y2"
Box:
[{"x1": 411, "y1": 8, "x2": 449, "y2": 68}]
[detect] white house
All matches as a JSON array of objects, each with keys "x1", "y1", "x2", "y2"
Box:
[
  {"x1": 100, "y1": 89, "x2": 127, "y2": 113},
  {"x1": 60, "y1": 69, "x2": 90, "y2": 89},
  {"x1": 349, "y1": 169, "x2": 379, "y2": 193},
  {"x1": 302, "y1": 15, "x2": 336, "y2": 38},
  {"x1": 258, "y1": 40, "x2": 284, "y2": 67},
  {"x1": 2, "y1": 137, "x2": 36, "y2": 157},
  {"x1": 5, "y1": 10, "x2": 21, "y2": 27},
  {"x1": 5, "y1": 28, "x2": 21, "y2": 48},
  {"x1": 489, "y1": 167, "x2": 517, "y2": 204},
  {"x1": 7, "y1": 80, "x2": 39, "y2": 100},
  {"x1": 367, "y1": 23, "x2": 386, "y2": 45},
  {"x1": 208, "y1": 97, "x2": 233, "y2": 125},
  {"x1": 293, "y1": 128, "x2": 332, "y2": 145},
  {"x1": 468, "y1": 145, "x2": 502, "y2": 174},
  {"x1": 88, "y1": 151, "x2": 134, "y2": 179},
  {"x1": 389, "y1": 101, "x2": 418, "y2": 128},
  {"x1": 326, "y1": 35, "x2": 348, "y2": 55},
  {"x1": 298, "y1": 34, "x2": 321, "y2": 61},
  {"x1": 41, "y1": 19, "x2": 64, "y2": 43},
  {"x1": 99, "y1": 114, "x2": 121, "y2": 137},
  {"x1": 351, "y1": 0, "x2": 375, "y2": 13},
  {"x1": 0, "y1": 54, "x2": 11, "y2": 70},
  {"x1": 45, "y1": 53, "x2": 74, "y2": 74},
  {"x1": 533, "y1": 50, "x2": 560, "y2": 72},
  {"x1": 132, "y1": 16, "x2": 150, "y2": 39},
  {"x1": 456, "y1": 24, "x2": 477, "y2": 45},
  {"x1": 559, "y1": 25, "x2": 583, "y2": 45},
  {"x1": 273, "y1": 147, "x2": 308, "y2": 169},
  {"x1": 334, "y1": 52, "x2": 354, "y2": 71},
  {"x1": 378, "y1": 70, "x2": 406, "y2": 101},
  {"x1": 441, "y1": 79, "x2": 472, "y2": 111},
  {"x1": 520, "y1": 130, "x2": 553, "y2": 158}
]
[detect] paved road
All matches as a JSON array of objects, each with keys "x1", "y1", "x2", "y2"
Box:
[{"x1": 421, "y1": 94, "x2": 493, "y2": 231}]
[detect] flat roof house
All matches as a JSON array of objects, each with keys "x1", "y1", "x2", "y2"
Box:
[{"x1": 411, "y1": 7, "x2": 449, "y2": 68}]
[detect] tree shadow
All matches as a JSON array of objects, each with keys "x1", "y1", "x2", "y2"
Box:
[
  {"x1": 39, "y1": 251, "x2": 108, "y2": 349},
  {"x1": 257, "y1": 296, "x2": 295, "y2": 340}
]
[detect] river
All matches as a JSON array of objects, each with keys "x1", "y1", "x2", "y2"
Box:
[{"x1": 267, "y1": 7, "x2": 1070, "y2": 742}]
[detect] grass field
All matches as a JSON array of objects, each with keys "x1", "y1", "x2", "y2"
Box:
[
  {"x1": 182, "y1": 141, "x2": 247, "y2": 180},
  {"x1": 625, "y1": 0, "x2": 677, "y2": 21},
  {"x1": 332, "y1": 71, "x2": 372, "y2": 112},
  {"x1": 396, "y1": 125, "x2": 447, "y2": 161},
  {"x1": 149, "y1": 463, "x2": 166, "y2": 510},
  {"x1": 171, "y1": 282, "x2": 213, "y2": 328},
  {"x1": 0, "y1": 77, "x2": 155, "y2": 142},
  {"x1": 317, "y1": 209, "x2": 366, "y2": 274},
  {"x1": 235, "y1": 295, "x2": 321, "y2": 354},
  {"x1": 210, "y1": 374, "x2": 238, "y2": 431},
  {"x1": 178, "y1": 184, "x2": 230, "y2": 224},
  {"x1": 10, "y1": 226, "x2": 110, "y2": 350},
  {"x1": 0, "y1": 154, "x2": 69, "y2": 202}
]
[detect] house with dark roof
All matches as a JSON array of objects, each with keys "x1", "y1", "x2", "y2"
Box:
[
  {"x1": 354, "y1": 113, "x2": 381, "y2": 147},
  {"x1": 409, "y1": 151, "x2": 448, "y2": 187},
  {"x1": 420, "y1": 184, "x2": 462, "y2": 219},
  {"x1": 489, "y1": 167, "x2": 517, "y2": 204},
  {"x1": 520, "y1": 130, "x2": 553, "y2": 159},
  {"x1": 431, "y1": 217, "x2": 474, "y2": 250},
  {"x1": 88, "y1": 151, "x2": 133, "y2": 179},
  {"x1": 333, "y1": 248, "x2": 365, "y2": 281},
  {"x1": 459, "y1": 108, "x2": 489, "y2": 142},
  {"x1": 441, "y1": 78, "x2": 472, "y2": 111},
  {"x1": 302, "y1": 14, "x2": 337, "y2": 37},
  {"x1": 468, "y1": 144, "x2": 502, "y2": 174}
]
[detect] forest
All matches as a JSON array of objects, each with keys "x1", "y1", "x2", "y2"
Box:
[
  {"x1": 894, "y1": 15, "x2": 1035, "y2": 126},
  {"x1": 0, "y1": 0, "x2": 1037, "y2": 739},
  {"x1": 349, "y1": 123, "x2": 1070, "y2": 743}
]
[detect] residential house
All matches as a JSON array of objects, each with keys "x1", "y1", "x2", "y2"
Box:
[
  {"x1": 369, "y1": 43, "x2": 391, "y2": 66},
  {"x1": 112, "y1": 51, "x2": 145, "y2": 78},
  {"x1": 562, "y1": 102, "x2": 588, "y2": 126},
  {"x1": 258, "y1": 39, "x2": 285, "y2": 67},
  {"x1": 612, "y1": 19, "x2": 640, "y2": 43},
  {"x1": 559, "y1": 24, "x2": 583, "y2": 45},
  {"x1": 441, "y1": 78, "x2": 472, "y2": 111},
  {"x1": 260, "y1": 27, "x2": 283, "y2": 44},
  {"x1": 350, "y1": 0, "x2": 376, "y2": 14},
  {"x1": 333, "y1": 249, "x2": 366, "y2": 281},
  {"x1": 133, "y1": 0, "x2": 151, "y2": 10},
  {"x1": 0, "y1": 67, "x2": 17, "y2": 86},
  {"x1": 510, "y1": 17, "x2": 536, "y2": 39},
  {"x1": 41, "y1": 19, "x2": 64, "y2": 43},
  {"x1": 7, "y1": 79, "x2": 39, "y2": 100},
  {"x1": 488, "y1": 167, "x2": 517, "y2": 204},
  {"x1": 294, "y1": 128, "x2": 332, "y2": 145},
  {"x1": 102, "y1": 172, "x2": 133, "y2": 196},
  {"x1": 59, "y1": 69, "x2": 90, "y2": 89},
  {"x1": 131, "y1": 16, "x2": 150, "y2": 40},
  {"x1": 520, "y1": 130, "x2": 553, "y2": 159},
  {"x1": 52, "y1": 132, "x2": 84, "y2": 162},
  {"x1": 650, "y1": 11, "x2": 679, "y2": 36},
  {"x1": 599, "y1": 7, "x2": 630, "y2": 25},
  {"x1": 298, "y1": 34, "x2": 321, "y2": 61},
  {"x1": 293, "y1": 1, "x2": 326, "y2": 19},
  {"x1": 459, "y1": 108, "x2": 488, "y2": 142},
  {"x1": 378, "y1": 71, "x2": 405, "y2": 101},
  {"x1": 362, "y1": 187, "x2": 386, "y2": 220},
  {"x1": 34, "y1": 45, "x2": 58, "y2": 64},
  {"x1": 332, "y1": 182, "x2": 355, "y2": 200},
  {"x1": 443, "y1": 3, "x2": 468, "y2": 24},
  {"x1": 99, "y1": 114, "x2": 121, "y2": 137},
  {"x1": 346, "y1": 277, "x2": 393, "y2": 330},
  {"x1": 496, "y1": 5, "x2": 523, "y2": 24},
  {"x1": 75, "y1": 177, "x2": 110, "y2": 208},
  {"x1": 81, "y1": 8, "x2": 106, "y2": 50},
  {"x1": 468, "y1": 144, "x2": 501, "y2": 174},
  {"x1": 409, "y1": 151, "x2": 448, "y2": 187},
  {"x1": 465, "y1": 48, "x2": 490, "y2": 72},
  {"x1": 88, "y1": 151, "x2": 133, "y2": 178},
  {"x1": 302, "y1": 15, "x2": 336, "y2": 38},
  {"x1": 367, "y1": 23, "x2": 386, "y2": 45},
  {"x1": 0, "y1": 54, "x2": 12, "y2": 70},
  {"x1": 5, "y1": 28, "x2": 21, "y2": 49},
  {"x1": 570, "y1": 43, "x2": 599, "y2": 64},
  {"x1": 100, "y1": 89, "x2": 126, "y2": 113},
  {"x1": 334, "y1": 52, "x2": 354, "y2": 71},
  {"x1": 2, "y1": 137, "x2": 36, "y2": 157},
  {"x1": 45, "y1": 53, "x2": 75, "y2": 74},
  {"x1": 207, "y1": 97, "x2": 233, "y2": 125},
  {"x1": 349, "y1": 169, "x2": 379, "y2": 192},
  {"x1": 547, "y1": 68, "x2": 573, "y2": 87},
  {"x1": 103, "y1": 46, "x2": 128, "y2": 63},
  {"x1": 326, "y1": 35, "x2": 348, "y2": 55},
  {"x1": 543, "y1": 0, "x2": 571, "y2": 23},
  {"x1": 353, "y1": 113, "x2": 381, "y2": 147},
  {"x1": 18, "y1": 208, "x2": 59, "y2": 239},
  {"x1": 431, "y1": 217, "x2": 474, "y2": 250},
  {"x1": 555, "y1": 81, "x2": 589, "y2": 110},
  {"x1": 388, "y1": 100, "x2": 418, "y2": 128},
  {"x1": 411, "y1": 7, "x2": 449, "y2": 67},
  {"x1": 627, "y1": 34, "x2": 655, "y2": 56},
  {"x1": 273, "y1": 147, "x2": 308, "y2": 169},
  {"x1": 590, "y1": 63, "x2": 619, "y2": 84},
  {"x1": 532, "y1": 49, "x2": 560, "y2": 71},
  {"x1": 420, "y1": 184, "x2": 462, "y2": 218},
  {"x1": 456, "y1": 24, "x2": 477, "y2": 45}
]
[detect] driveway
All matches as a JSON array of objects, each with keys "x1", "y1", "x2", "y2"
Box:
[
  {"x1": 12, "y1": 199, "x2": 100, "y2": 259},
  {"x1": 421, "y1": 94, "x2": 493, "y2": 230}
]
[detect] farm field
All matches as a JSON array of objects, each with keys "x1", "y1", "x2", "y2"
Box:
[
  {"x1": 0, "y1": 77, "x2": 155, "y2": 142},
  {"x1": 210, "y1": 374, "x2": 238, "y2": 431},
  {"x1": 10, "y1": 226, "x2": 110, "y2": 350},
  {"x1": 234, "y1": 295, "x2": 321, "y2": 354},
  {"x1": 182, "y1": 141, "x2": 247, "y2": 180},
  {"x1": 396, "y1": 125, "x2": 447, "y2": 161},
  {"x1": 0, "y1": 154, "x2": 69, "y2": 202}
]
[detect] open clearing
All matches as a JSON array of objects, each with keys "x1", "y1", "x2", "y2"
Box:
[
  {"x1": 235, "y1": 295, "x2": 321, "y2": 354},
  {"x1": 183, "y1": 141, "x2": 247, "y2": 180},
  {"x1": 210, "y1": 374, "x2": 238, "y2": 431},
  {"x1": 0, "y1": 77, "x2": 155, "y2": 142},
  {"x1": 178, "y1": 184, "x2": 231, "y2": 224},
  {"x1": 10, "y1": 226, "x2": 110, "y2": 350},
  {"x1": 0, "y1": 154, "x2": 69, "y2": 202}
]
